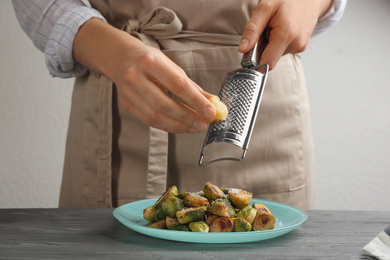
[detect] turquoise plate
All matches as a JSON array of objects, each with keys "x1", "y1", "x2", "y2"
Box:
[{"x1": 113, "y1": 198, "x2": 307, "y2": 244}]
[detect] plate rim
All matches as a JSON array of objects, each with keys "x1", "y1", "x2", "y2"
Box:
[{"x1": 113, "y1": 198, "x2": 307, "y2": 243}]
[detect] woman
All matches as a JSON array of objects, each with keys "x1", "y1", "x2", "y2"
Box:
[{"x1": 12, "y1": 0, "x2": 346, "y2": 209}]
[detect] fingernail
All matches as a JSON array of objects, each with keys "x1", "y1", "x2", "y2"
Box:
[
  {"x1": 203, "y1": 106, "x2": 216, "y2": 119},
  {"x1": 238, "y1": 39, "x2": 248, "y2": 51},
  {"x1": 193, "y1": 120, "x2": 207, "y2": 131}
]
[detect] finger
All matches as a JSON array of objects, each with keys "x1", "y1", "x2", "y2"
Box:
[
  {"x1": 122, "y1": 87, "x2": 200, "y2": 134},
  {"x1": 148, "y1": 62, "x2": 216, "y2": 121},
  {"x1": 238, "y1": 1, "x2": 272, "y2": 53},
  {"x1": 187, "y1": 77, "x2": 215, "y2": 100},
  {"x1": 134, "y1": 76, "x2": 209, "y2": 133},
  {"x1": 164, "y1": 61, "x2": 215, "y2": 99},
  {"x1": 259, "y1": 29, "x2": 290, "y2": 70},
  {"x1": 154, "y1": 76, "x2": 213, "y2": 100}
]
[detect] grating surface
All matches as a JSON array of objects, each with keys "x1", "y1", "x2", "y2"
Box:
[{"x1": 209, "y1": 78, "x2": 257, "y2": 135}]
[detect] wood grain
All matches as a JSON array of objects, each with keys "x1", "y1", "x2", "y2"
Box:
[{"x1": 0, "y1": 209, "x2": 388, "y2": 259}]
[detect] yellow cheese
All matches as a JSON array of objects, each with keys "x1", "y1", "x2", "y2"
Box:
[{"x1": 208, "y1": 96, "x2": 228, "y2": 122}]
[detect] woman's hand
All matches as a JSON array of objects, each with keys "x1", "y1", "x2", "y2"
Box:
[
  {"x1": 113, "y1": 42, "x2": 216, "y2": 134},
  {"x1": 238, "y1": 0, "x2": 333, "y2": 70},
  {"x1": 73, "y1": 18, "x2": 215, "y2": 134}
]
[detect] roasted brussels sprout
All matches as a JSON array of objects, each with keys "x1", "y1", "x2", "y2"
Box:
[
  {"x1": 232, "y1": 218, "x2": 252, "y2": 232},
  {"x1": 205, "y1": 214, "x2": 219, "y2": 226},
  {"x1": 161, "y1": 194, "x2": 184, "y2": 218},
  {"x1": 148, "y1": 219, "x2": 166, "y2": 229},
  {"x1": 143, "y1": 205, "x2": 165, "y2": 223},
  {"x1": 143, "y1": 186, "x2": 184, "y2": 222},
  {"x1": 208, "y1": 198, "x2": 235, "y2": 218},
  {"x1": 219, "y1": 187, "x2": 230, "y2": 194},
  {"x1": 183, "y1": 192, "x2": 210, "y2": 207},
  {"x1": 165, "y1": 216, "x2": 190, "y2": 231},
  {"x1": 236, "y1": 206, "x2": 257, "y2": 225},
  {"x1": 176, "y1": 206, "x2": 207, "y2": 224},
  {"x1": 143, "y1": 206, "x2": 154, "y2": 223},
  {"x1": 252, "y1": 203, "x2": 275, "y2": 231},
  {"x1": 203, "y1": 182, "x2": 226, "y2": 200},
  {"x1": 189, "y1": 221, "x2": 209, "y2": 232},
  {"x1": 154, "y1": 186, "x2": 179, "y2": 207},
  {"x1": 228, "y1": 188, "x2": 253, "y2": 209},
  {"x1": 143, "y1": 182, "x2": 276, "y2": 234},
  {"x1": 209, "y1": 217, "x2": 234, "y2": 232}
]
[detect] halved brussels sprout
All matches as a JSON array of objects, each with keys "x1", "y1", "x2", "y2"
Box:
[
  {"x1": 154, "y1": 186, "x2": 179, "y2": 208},
  {"x1": 176, "y1": 206, "x2": 207, "y2": 224},
  {"x1": 148, "y1": 219, "x2": 166, "y2": 229},
  {"x1": 236, "y1": 206, "x2": 257, "y2": 225},
  {"x1": 203, "y1": 182, "x2": 225, "y2": 200},
  {"x1": 177, "y1": 193, "x2": 186, "y2": 200},
  {"x1": 220, "y1": 187, "x2": 229, "y2": 195},
  {"x1": 143, "y1": 206, "x2": 154, "y2": 223},
  {"x1": 252, "y1": 203, "x2": 275, "y2": 231},
  {"x1": 205, "y1": 214, "x2": 219, "y2": 226},
  {"x1": 143, "y1": 205, "x2": 165, "y2": 223},
  {"x1": 143, "y1": 186, "x2": 184, "y2": 222},
  {"x1": 209, "y1": 217, "x2": 234, "y2": 232},
  {"x1": 165, "y1": 216, "x2": 189, "y2": 231},
  {"x1": 183, "y1": 192, "x2": 210, "y2": 207},
  {"x1": 208, "y1": 198, "x2": 235, "y2": 218},
  {"x1": 161, "y1": 194, "x2": 184, "y2": 218},
  {"x1": 228, "y1": 188, "x2": 252, "y2": 209},
  {"x1": 189, "y1": 221, "x2": 209, "y2": 233},
  {"x1": 232, "y1": 218, "x2": 252, "y2": 232}
]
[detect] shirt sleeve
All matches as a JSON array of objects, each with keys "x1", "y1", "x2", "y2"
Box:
[
  {"x1": 312, "y1": 0, "x2": 347, "y2": 37},
  {"x1": 12, "y1": 0, "x2": 107, "y2": 78}
]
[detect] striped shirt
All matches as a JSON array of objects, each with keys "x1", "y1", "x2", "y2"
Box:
[{"x1": 12, "y1": 0, "x2": 347, "y2": 79}]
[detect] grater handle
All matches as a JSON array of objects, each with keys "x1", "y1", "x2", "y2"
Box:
[{"x1": 241, "y1": 32, "x2": 268, "y2": 69}]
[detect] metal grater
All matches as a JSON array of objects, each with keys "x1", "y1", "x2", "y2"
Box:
[{"x1": 199, "y1": 37, "x2": 269, "y2": 166}]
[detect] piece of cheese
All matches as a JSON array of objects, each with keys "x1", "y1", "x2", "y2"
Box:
[{"x1": 208, "y1": 96, "x2": 228, "y2": 122}]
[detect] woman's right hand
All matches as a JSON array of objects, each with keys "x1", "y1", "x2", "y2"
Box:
[
  {"x1": 73, "y1": 18, "x2": 216, "y2": 134},
  {"x1": 238, "y1": 0, "x2": 333, "y2": 71}
]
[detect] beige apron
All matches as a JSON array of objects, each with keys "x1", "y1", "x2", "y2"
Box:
[{"x1": 59, "y1": 0, "x2": 315, "y2": 210}]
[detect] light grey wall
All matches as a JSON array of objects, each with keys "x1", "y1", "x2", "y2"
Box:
[
  {"x1": 1, "y1": 0, "x2": 389, "y2": 210},
  {"x1": 302, "y1": 0, "x2": 390, "y2": 210},
  {"x1": 0, "y1": 1, "x2": 73, "y2": 208}
]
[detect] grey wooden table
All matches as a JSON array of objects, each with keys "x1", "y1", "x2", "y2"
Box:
[{"x1": 0, "y1": 208, "x2": 388, "y2": 259}]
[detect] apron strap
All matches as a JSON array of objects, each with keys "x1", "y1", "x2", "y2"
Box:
[
  {"x1": 146, "y1": 128, "x2": 169, "y2": 198},
  {"x1": 122, "y1": 7, "x2": 241, "y2": 47},
  {"x1": 121, "y1": 7, "x2": 180, "y2": 197}
]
